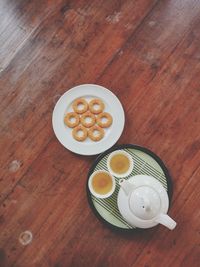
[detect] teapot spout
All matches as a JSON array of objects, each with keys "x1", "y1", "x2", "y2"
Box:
[
  {"x1": 119, "y1": 179, "x2": 135, "y2": 196},
  {"x1": 155, "y1": 214, "x2": 177, "y2": 230}
]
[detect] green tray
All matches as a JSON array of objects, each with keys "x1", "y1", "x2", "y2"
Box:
[{"x1": 86, "y1": 144, "x2": 173, "y2": 231}]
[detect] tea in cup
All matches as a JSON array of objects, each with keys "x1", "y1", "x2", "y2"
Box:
[
  {"x1": 88, "y1": 170, "x2": 116, "y2": 199},
  {"x1": 107, "y1": 150, "x2": 133, "y2": 178}
]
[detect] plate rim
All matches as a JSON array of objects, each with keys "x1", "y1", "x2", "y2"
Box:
[
  {"x1": 86, "y1": 144, "x2": 173, "y2": 232},
  {"x1": 52, "y1": 84, "x2": 125, "y2": 155}
]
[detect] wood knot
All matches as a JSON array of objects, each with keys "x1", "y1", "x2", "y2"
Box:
[
  {"x1": 9, "y1": 160, "x2": 22, "y2": 172},
  {"x1": 19, "y1": 231, "x2": 33, "y2": 246}
]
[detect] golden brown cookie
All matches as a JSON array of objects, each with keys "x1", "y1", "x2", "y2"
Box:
[
  {"x1": 89, "y1": 98, "x2": 105, "y2": 114},
  {"x1": 72, "y1": 125, "x2": 88, "y2": 142},
  {"x1": 88, "y1": 125, "x2": 104, "y2": 142},
  {"x1": 64, "y1": 112, "x2": 80, "y2": 128},
  {"x1": 72, "y1": 98, "x2": 88, "y2": 114},
  {"x1": 80, "y1": 111, "x2": 96, "y2": 128},
  {"x1": 96, "y1": 112, "x2": 113, "y2": 128}
]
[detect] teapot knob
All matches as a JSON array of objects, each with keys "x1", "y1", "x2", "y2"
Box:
[{"x1": 142, "y1": 196, "x2": 151, "y2": 212}]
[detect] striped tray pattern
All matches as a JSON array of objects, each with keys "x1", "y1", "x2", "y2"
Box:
[{"x1": 90, "y1": 148, "x2": 169, "y2": 229}]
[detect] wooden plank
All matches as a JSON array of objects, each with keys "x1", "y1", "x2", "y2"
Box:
[
  {"x1": 0, "y1": 0, "x2": 63, "y2": 70},
  {"x1": 0, "y1": 0, "x2": 200, "y2": 267},
  {"x1": 0, "y1": 139, "x2": 91, "y2": 266},
  {"x1": 98, "y1": 0, "x2": 200, "y2": 95}
]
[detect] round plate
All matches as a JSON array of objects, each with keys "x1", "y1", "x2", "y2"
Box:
[
  {"x1": 86, "y1": 144, "x2": 173, "y2": 231},
  {"x1": 52, "y1": 84, "x2": 125, "y2": 155}
]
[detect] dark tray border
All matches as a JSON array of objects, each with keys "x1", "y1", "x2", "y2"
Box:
[{"x1": 86, "y1": 144, "x2": 173, "y2": 232}]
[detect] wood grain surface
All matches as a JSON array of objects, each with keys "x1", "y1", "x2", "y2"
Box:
[{"x1": 0, "y1": 0, "x2": 200, "y2": 266}]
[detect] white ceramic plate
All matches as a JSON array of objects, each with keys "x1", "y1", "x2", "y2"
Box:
[{"x1": 52, "y1": 84, "x2": 125, "y2": 155}]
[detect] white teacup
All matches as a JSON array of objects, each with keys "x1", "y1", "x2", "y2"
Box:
[
  {"x1": 88, "y1": 170, "x2": 116, "y2": 199},
  {"x1": 107, "y1": 150, "x2": 134, "y2": 178}
]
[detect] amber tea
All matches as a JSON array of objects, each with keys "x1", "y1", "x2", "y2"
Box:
[
  {"x1": 92, "y1": 171, "x2": 113, "y2": 195},
  {"x1": 89, "y1": 170, "x2": 115, "y2": 198},
  {"x1": 107, "y1": 150, "x2": 134, "y2": 178},
  {"x1": 110, "y1": 153, "x2": 130, "y2": 174}
]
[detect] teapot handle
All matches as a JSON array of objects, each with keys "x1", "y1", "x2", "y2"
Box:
[{"x1": 155, "y1": 213, "x2": 177, "y2": 230}]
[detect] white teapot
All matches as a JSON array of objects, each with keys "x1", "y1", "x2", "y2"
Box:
[{"x1": 117, "y1": 175, "x2": 177, "y2": 230}]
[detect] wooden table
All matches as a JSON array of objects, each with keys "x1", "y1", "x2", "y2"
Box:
[{"x1": 0, "y1": 1, "x2": 200, "y2": 266}]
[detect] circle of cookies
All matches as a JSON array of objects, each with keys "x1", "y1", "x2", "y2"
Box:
[
  {"x1": 64, "y1": 112, "x2": 80, "y2": 128},
  {"x1": 96, "y1": 112, "x2": 113, "y2": 128},
  {"x1": 80, "y1": 111, "x2": 96, "y2": 128},
  {"x1": 72, "y1": 125, "x2": 88, "y2": 142},
  {"x1": 88, "y1": 125, "x2": 104, "y2": 142},
  {"x1": 89, "y1": 99, "x2": 105, "y2": 114},
  {"x1": 73, "y1": 98, "x2": 88, "y2": 114}
]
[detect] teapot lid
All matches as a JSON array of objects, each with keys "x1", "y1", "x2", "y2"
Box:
[{"x1": 129, "y1": 186, "x2": 161, "y2": 220}]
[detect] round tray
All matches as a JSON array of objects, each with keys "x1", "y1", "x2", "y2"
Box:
[{"x1": 86, "y1": 144, "x2": 173, "y2": 231}]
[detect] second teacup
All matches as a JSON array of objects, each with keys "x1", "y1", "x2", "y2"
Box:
[
  {"x1": 107, "y1": 150, "x2": 134, "y2": 178},
  {"x1": 88, "y1": 170, "x2": 116, "y2": 199}
]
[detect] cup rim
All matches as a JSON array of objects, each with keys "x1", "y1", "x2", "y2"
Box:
[
  {"x1": 88, "y1": 170, "x2": 116, "y2": 199},
  {"x1": 107, "y1": 150, "x2": 134, "y2": 178}
]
